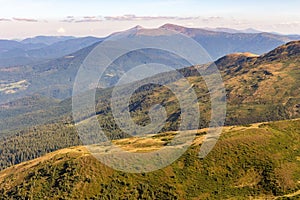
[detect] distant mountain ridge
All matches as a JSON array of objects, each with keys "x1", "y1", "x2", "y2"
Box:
[
  {"x1": 159, "y1": 24, "x2": 300, "y2": 58},
  {"x1": 1, "y1": 24, "x2": 300, "y2": 68},
  {"x1": 0, "y1": 39, "x2": 46, "y2": 52},
  {"x1": 0, "y1": 36, "x2": 103, "y2": 67},
  {"x1": 204, "y1": 27, "x2": 262, "y2": 34},
  {"x1": 0, "y1": 24, "x2": 300, "y2": 104},
  {"x1": 21, "y1": 36, "x2": 75, "y2": 45}
]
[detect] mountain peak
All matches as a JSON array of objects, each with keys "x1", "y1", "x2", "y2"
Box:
[
  {"x1": 133, "y1": 25, "x2": 144, "y2": 29},
  {"x1": 227, "y1": 52, "x2": 259, "y2": 58},
  {"x1": 215, "y1": 40, "x2": 300, "y2": 70},
  {"x1": 215, "y1": 52, "x2": 258, "y2": 70},
  {"x1": 159, "y1": 23, "x2": 187, "y2": 31},
  {"x1": 160, "y1": 23, "x2": 184, "y2": 28}
]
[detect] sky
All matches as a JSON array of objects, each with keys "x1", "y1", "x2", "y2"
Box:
[{"x1": 0, "y1": 0, "x2": 300, "y2": 39}]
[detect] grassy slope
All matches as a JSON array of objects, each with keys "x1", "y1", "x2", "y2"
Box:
[{"x1": 0, "y1": 119, "x2": 299, "y2": 199}]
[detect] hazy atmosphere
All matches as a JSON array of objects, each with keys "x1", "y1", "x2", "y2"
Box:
[
  {"x1": 1, "y1": 0, "x2": 300, "y2": 38},
  {"x1": 0, "y1": 1, "x2": 299, "y2": 199}
]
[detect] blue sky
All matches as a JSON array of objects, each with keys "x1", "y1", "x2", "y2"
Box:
[{"x1": 0, "y1": 0, "x2": 300, "y2": 38}]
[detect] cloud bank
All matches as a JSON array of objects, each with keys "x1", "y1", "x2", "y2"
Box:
[
  {"x1": 13, "y1": 17, "x2": 38, "y2": 22},
  {"x1": 59, "y1": 14, "x2": 204, "y2": 23}
]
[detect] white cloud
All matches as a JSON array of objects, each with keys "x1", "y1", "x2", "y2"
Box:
[
  {"x1": 0, "y1": 18, "x2": 11, "y2": 22},
  {"x1": 61, "y1": 16, "x2": 103, "y2": 23},
  {"x1": 75, "y1": 19, "x2": 102, "y2": 23},
  {"x1": 57, "y1": 27, "x2": 66, "y2": 34}
]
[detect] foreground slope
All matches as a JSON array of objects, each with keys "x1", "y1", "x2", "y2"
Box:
[{"x1": 0, "y1": 119, "x2": 299, "y2": 199}]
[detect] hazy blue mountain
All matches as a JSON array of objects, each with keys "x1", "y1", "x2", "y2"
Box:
[
  {"x1": 0, "y1": 40, "x2": 23, "y2": 53},
  {"x1": 1, "y1": 24, "x2": 299, "y2": 68},
  {"x1": 0, "y1": 36, "x2": 103, "y2": 67},
  {"x1": 160, "y1": 23, "x2": 300, "y2": 59},
  {"x1": 23, "y1": 36, "x2": 102, "y2": 60},
  {"x1": 1, "y1": 24, "x2": 300, "y2": 104},
  {"x1": 21, "y1": 36, "x2": 75, "y2": 45},
  {"x1": 204, "y1": 27, "x2": 262, "y2": 34},
  {"x1": 0, "y1": 39, "x2": 46, "y2": 52}
]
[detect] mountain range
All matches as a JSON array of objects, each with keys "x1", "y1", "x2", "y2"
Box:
[
  {"x1": 1, "y1": 24, "x2": 300, "y2": 69},
  {"x1": 0, "y1": 36, "x2": 102, "y2": 67},
  {"x1": 204, "y1": 27, "x2": 262, "y2": 34},
  {"x1": 1, "y1": 24, "x2": 300, "y2": 105},
  {"x1": 21, "y1": 36, "x2": 75, "y2": 45}
]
